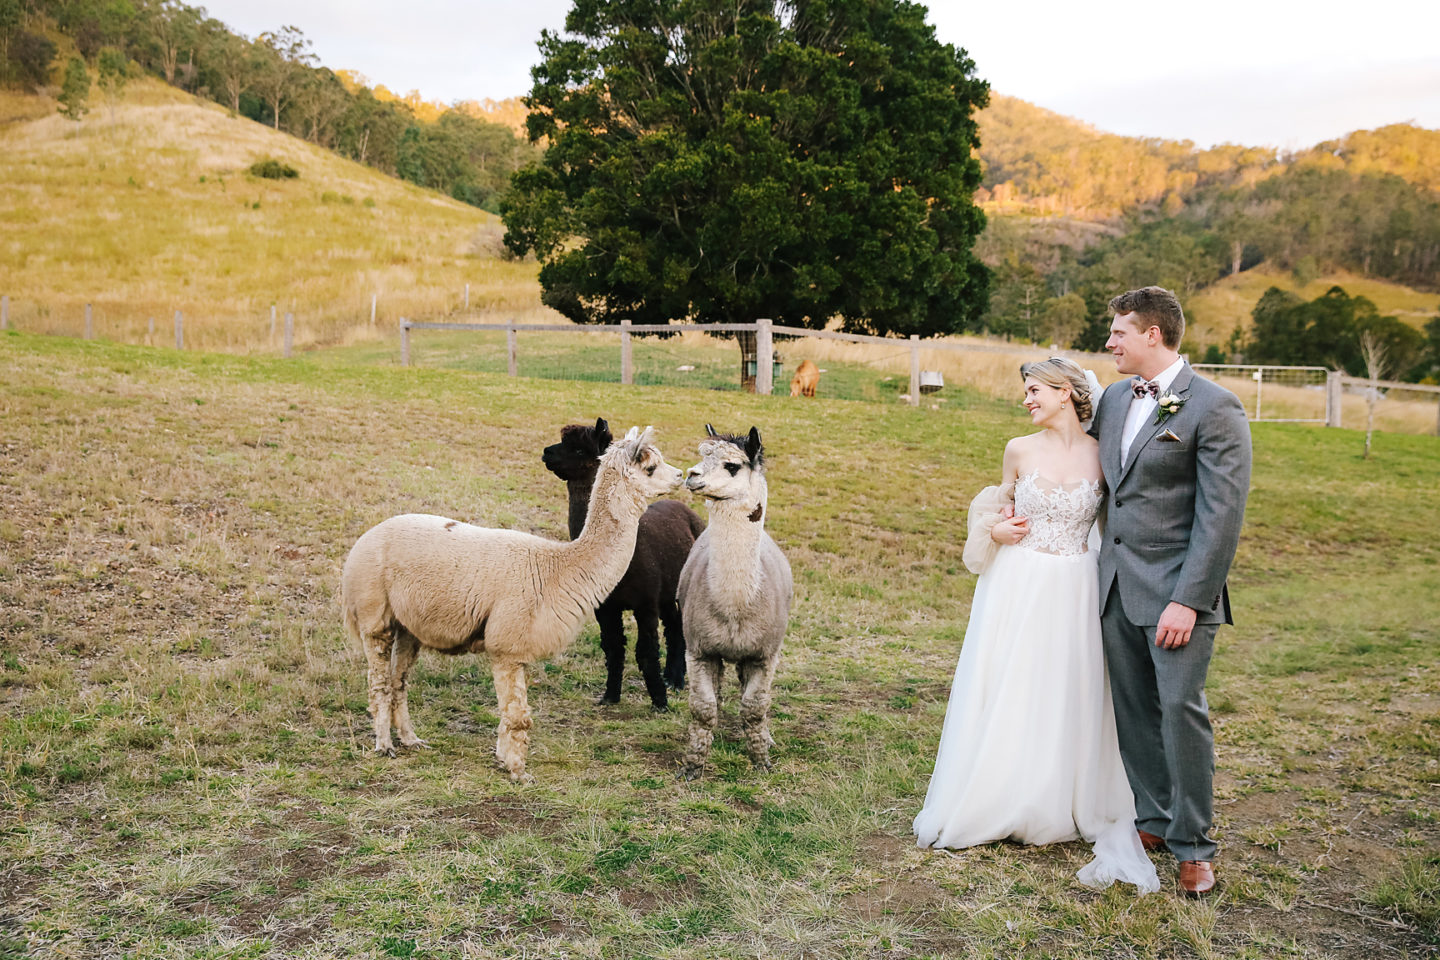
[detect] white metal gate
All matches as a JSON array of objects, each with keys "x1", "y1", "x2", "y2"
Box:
[{"x1": 1191, "y1": 364, "x2": 1331, "y2": 424}]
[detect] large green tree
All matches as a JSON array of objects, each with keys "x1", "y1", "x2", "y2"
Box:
[
  {"x1": 1247, "y1": 285, "x2": 1426, "y2": 379},
  {"x1": 502, "y1": 0, "x2": 990, "y2": 381}
]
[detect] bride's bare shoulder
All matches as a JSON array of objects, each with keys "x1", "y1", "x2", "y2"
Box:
[{"x1": 1005, "y1": 432, "x2": 1046, "y2": 451}]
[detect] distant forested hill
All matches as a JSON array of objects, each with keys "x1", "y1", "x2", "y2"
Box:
[{"x1": 974, "y1": 95, "x2": 1439, "y2": 361}]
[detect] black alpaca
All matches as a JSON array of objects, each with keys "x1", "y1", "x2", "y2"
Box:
[{"x1": 542, "y1": 418, "x2": 705, "y2": 708}]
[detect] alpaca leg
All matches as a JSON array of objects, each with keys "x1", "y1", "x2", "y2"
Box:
[
  {"x1": 492, "y1": 660, "x2": 534, "y2": 783},
  {"x1": 633, "y1": 607, "x2": 668, "y2": 710},
  {"x1": 660, "y1": 600, "x2": 687, "y2": 691},
  {"x1": 391, "y1": 632, "x2": 427, "y2": 749},
  {"x1": 679, "y1": 655, "x2": 724, "y2": 780},
  {"x1": 596, "y1": 605, "x2": 627, "y2": 705},
  {"x1": 363, "y1": 629, "x2": 397, "y2": 756},
  {"x1": 738, "y1": 658, "x2": 778, "y2": 772},
  {"x1": 491, "y1": 659, "x2": 513, "y2": 765}
]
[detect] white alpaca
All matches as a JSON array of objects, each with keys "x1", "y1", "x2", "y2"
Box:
[
  {"x1": 676, "y1": 426, "x2": 793, "y2": 779},
  {"x1": 340, "y1": 427, "x2": 683, "y2": 781}
]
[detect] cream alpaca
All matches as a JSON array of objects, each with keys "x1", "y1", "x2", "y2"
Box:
[
  {"x1": 676, "y1": 426, "x2": 793, "y2": 779},
  {"x1": 340, "y1": 427, "x2": 682, "y2": 781}
]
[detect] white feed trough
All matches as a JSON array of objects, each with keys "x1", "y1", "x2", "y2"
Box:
[{"x1": 919, "y1": 370, "x2": 945, "y2": 394}]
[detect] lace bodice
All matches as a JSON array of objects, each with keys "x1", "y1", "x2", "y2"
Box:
[{"x1": 1014, "y1": 470, "x2": 1102, "y2": 557}]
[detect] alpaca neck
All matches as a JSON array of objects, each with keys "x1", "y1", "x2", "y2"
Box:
[
  {"x1": 704, "y1": 487, "x2": 767, "y2": 609},
  {"x1": 560, "y1": 461, "x2": 645, "y2": 609},
  {"x1": 565, "y1": 475, "x2": 596, "y2": 541}
]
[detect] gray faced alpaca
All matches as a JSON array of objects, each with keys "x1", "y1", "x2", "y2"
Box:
[{"x1": 676, "y1": 425, "x2": 793, "y2": 779}]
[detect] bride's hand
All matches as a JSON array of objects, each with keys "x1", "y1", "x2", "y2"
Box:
[{"x1": 991, "y1": 515, "x2": 1029, "y2": 545}]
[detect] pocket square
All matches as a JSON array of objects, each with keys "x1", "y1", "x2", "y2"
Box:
[{"x1": 1157, "y1": 429, "x2": 1183, "y2": 443}]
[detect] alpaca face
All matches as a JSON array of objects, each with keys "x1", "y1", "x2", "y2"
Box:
[
  {"x1": 611, "y1": 426, "x2": 684, "y2": 498},
  {"x1": 542, "y1": 417, "x2": 612, "y2": 482},
  {"x1": 684, "y1": 425, "x2": 765, "y2": 506}
]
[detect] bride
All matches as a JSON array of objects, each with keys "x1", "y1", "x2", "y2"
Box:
[{"x1": 912, "y1": 357, "x2": 1159, "y2": 894}]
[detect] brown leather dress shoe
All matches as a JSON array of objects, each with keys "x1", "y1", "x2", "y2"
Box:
[
  {"x1": 1179, "y1": 860, "x2": 1216, "y2": 897},
  {"x1": 1137, "y1": 829, "x2": 1166, "y2": 852}
]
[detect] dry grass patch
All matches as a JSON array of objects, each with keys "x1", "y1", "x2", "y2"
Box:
[{"x1": 0, "y1": 80, "x2": 554, "y2": 353}]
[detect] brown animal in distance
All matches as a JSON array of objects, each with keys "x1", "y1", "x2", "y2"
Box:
[{"x1": 790, "y1": 359, "x2": 819, "y2": 398}]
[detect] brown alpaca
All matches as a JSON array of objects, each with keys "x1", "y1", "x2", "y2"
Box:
[
  {"x1": 790, "y1": 360, "x2": 819, "y2": 397},
  {"x1": 543, "y1": 418, "x2": 705, "y2": 708},
  {"x1": 340, "y1": 427, "x2": 682, "y2": 781}
]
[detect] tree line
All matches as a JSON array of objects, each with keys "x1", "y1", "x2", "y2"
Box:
[
  {"x1": 1238, "y1": 286, "x2": 1436, "y2": 383},
  {"x1": 0, "y1": 0, "x2": 538, "y2": 212},
  {"x1": 978, "y1": 163, "x2": 1440, "y2": 362}
]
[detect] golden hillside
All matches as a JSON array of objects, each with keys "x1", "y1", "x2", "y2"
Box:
[
  {"x1": 0, "y1": 80, "x2": 550, "y2": 351},
  {"x1": 1186, "y1": 266, "x2": 1438, "y2": 346}
]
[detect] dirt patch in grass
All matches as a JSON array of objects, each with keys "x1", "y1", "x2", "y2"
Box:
[{"x1": 439, "y1": 799, "x2": 565, "y2": 838}]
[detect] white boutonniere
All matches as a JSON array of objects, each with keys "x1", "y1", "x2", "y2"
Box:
[{"x1": 1154, "y1": 393, "x2": 1186, "y2": 425}]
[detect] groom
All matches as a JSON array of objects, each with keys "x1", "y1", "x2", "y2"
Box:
[{"x1": 1092, "y1": 287, "x2": 1251, "y2": 897}]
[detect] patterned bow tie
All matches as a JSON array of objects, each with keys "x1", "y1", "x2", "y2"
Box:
[{"x1": 1131, "y1": 378, "x2": 1161, "y2": 400}]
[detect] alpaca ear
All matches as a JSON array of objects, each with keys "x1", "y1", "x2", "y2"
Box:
[
  {"x1": 595, "y1": 418, "x2": 612, "y2": 451},
  {"x1": 632, "y1": 426, "x2": 655, "y2": 460},
  {"x1": 705, "y1": 423, "x2": 718, "y2": 438},
  {"x1": 745, "y1": 427, "x2": 763, "y2": 465}
]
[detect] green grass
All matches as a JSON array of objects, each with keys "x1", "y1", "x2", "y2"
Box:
[
  {"x1": 327, "y1": 328, "x2": 995, "y2": 407},
  {"x1": 0, "y1": 332, "x2": 1437, "y2": 958}
]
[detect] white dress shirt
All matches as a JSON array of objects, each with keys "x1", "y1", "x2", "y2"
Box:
[{"x1": 1121, "y1": 356, "x2": 1186, "y2": 465}]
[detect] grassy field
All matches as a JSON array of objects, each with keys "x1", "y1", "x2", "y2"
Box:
[
  {"x1": 0, "y1": 80, "x2": 551, "y2": 352},
  {"x1": 329, "y1": 325, "x2": 1099, "y2": 407},
  {"x1": 1, "y1": 332, "x2": 1437, "y2": 959},
  {"x1": 1186, "y1": 267, "x2": 1439, "y2": 348}
]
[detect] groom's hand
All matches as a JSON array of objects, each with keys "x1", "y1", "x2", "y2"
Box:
[{"x1": 1155, "y1": 603, "x2": 1198, "y2": 650}]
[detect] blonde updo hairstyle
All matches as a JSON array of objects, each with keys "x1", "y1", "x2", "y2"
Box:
[{"x1": 1020, "y1": 357, "x2": 1093, "y2": 424}]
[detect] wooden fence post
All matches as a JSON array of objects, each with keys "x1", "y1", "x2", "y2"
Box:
[
  {"x1": 909, "y1": 335, "x2": 920, "y2": 406},
  {"x1": 148, "y1": 316, "x2": 155, "y2": 336},
  {"x1": 283, "y1": 312, "x2": 294, "y2": 358},
  {"x1": 370, "y1": 293, "x2": 377, "y2": 326},
  {"x1": 1326, "y1": 370, "x2": 1343, "y2": 428},
  {"x1": 270, "y1": 304, "x2": 277, "y2": 342},
  {"x1": 620, "y1": 319, "x2": 633, "y2": 385},
  {"x1": 174, "y1": 310, "x2": 183, "y2": 350},
  {"x1": 84, "y1": 303, "x2": 93, "y2": 339},
  {"x1": 506, "y1": 321, "x2": 518, "y2": 377},
  {"x1": 756, "y1": 318, "x2": 774, "y2": 395},
  {"x1": 400, "y1": 318, "x2": 410, "y2": 367},
  {"x1": 464, "y1": 283, "x2": 470, "y2": 310},
  {"x1": 1, "y1": 294, "x2": 8, "y2": 330}
]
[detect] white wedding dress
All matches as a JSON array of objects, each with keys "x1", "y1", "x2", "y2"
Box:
[{"x1": 913, "y1": 470, "x2": 1160, "y2": 893}]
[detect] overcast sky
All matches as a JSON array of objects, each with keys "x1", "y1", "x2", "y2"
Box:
[{"x1": 200, "y1": 0, "x2": 1440, "y2": 150}]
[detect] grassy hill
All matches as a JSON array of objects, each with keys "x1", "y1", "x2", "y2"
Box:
[
  {"x1": 1, "y1": 333, "x2": 1436, "y2": 957},
  {"x1": 0, "y1": 79, "x2": 549, "y2": 352},
  {"x1": 1187, "y1": 266, "x2": 1439, "y2": 345}
]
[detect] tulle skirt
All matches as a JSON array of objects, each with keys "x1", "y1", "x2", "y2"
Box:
[{"x1": 913, "y1": 544, "x2": 1159, "y2": 894}]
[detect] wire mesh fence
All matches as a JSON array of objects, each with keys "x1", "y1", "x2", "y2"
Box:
[
  {"x1": 1191, "y1": 364, "x2": 1331, "y2": 423},
  {"x1": 1337, "y1": 377, "x2": 1440, "y2": 436},
  {"x1": 397, "y1": 318, "x2": 1109, "y2": 413}
]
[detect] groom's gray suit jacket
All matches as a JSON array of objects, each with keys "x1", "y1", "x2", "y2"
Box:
[{"x1": 1094, "y1": 364, "x2": 1251, "y2": 626}]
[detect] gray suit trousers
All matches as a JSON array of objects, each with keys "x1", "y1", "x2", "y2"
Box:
[{"x1": 1102, "y1": 582, "x2": 1218, "y2": 863}]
